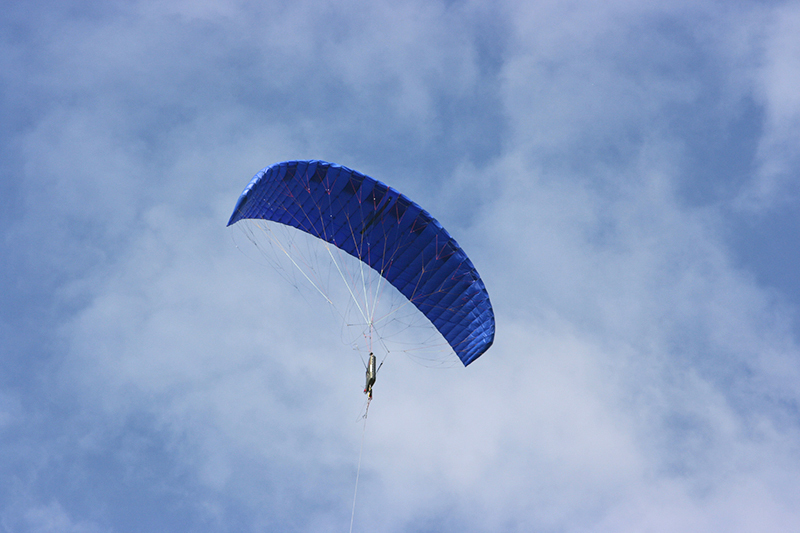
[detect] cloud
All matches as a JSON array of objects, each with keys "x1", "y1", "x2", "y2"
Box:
[
  {"x1": 2, "y1": 0, "x2": 800, "y2": 531},
  {"x1": 742, "y1": 1, "x2": 800, "y2": 210},
  {"x1": 12, "y1": 501, "x2": 107, "y2": 533}
]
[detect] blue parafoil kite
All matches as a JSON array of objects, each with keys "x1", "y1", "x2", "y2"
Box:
[{"x1": 228, "y1": 160, "x2": 494, "y2": 366}]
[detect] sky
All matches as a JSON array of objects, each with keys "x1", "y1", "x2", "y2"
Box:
[{"x1": 2, "y1": 0, "x2": 800, "y2": 531}]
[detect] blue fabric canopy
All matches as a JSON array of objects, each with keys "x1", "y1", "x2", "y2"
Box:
[{"x1": 228, "y1": 160, "x2": 494, "y2": 365}]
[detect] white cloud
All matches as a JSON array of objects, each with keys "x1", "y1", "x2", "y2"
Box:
[
  {"x1": 3, "y1": 0, "x2": 800, "y2": 531},
  {"x1": 743, "y1": 1, "x2": 800, "y2": 209},
  {"x1": 22, "y1": 502, "x2": 107, "y2": 533}
]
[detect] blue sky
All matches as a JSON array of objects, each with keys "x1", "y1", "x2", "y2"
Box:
[{"x1": 2, "y1": 1, "x2": 800, "y2": 531}]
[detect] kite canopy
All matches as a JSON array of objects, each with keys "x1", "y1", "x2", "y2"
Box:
[{"x1": 228, "y1": 160, "x2": 494, "y2": 365}]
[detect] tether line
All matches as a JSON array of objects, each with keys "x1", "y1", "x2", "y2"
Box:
[{"x1": 349, "y1": 399, "x2": 370, "y2": 533}]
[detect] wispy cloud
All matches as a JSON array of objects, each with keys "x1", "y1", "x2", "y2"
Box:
[{"x1": 2, "y1": 1, "x2": 799, "y2": 531}]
